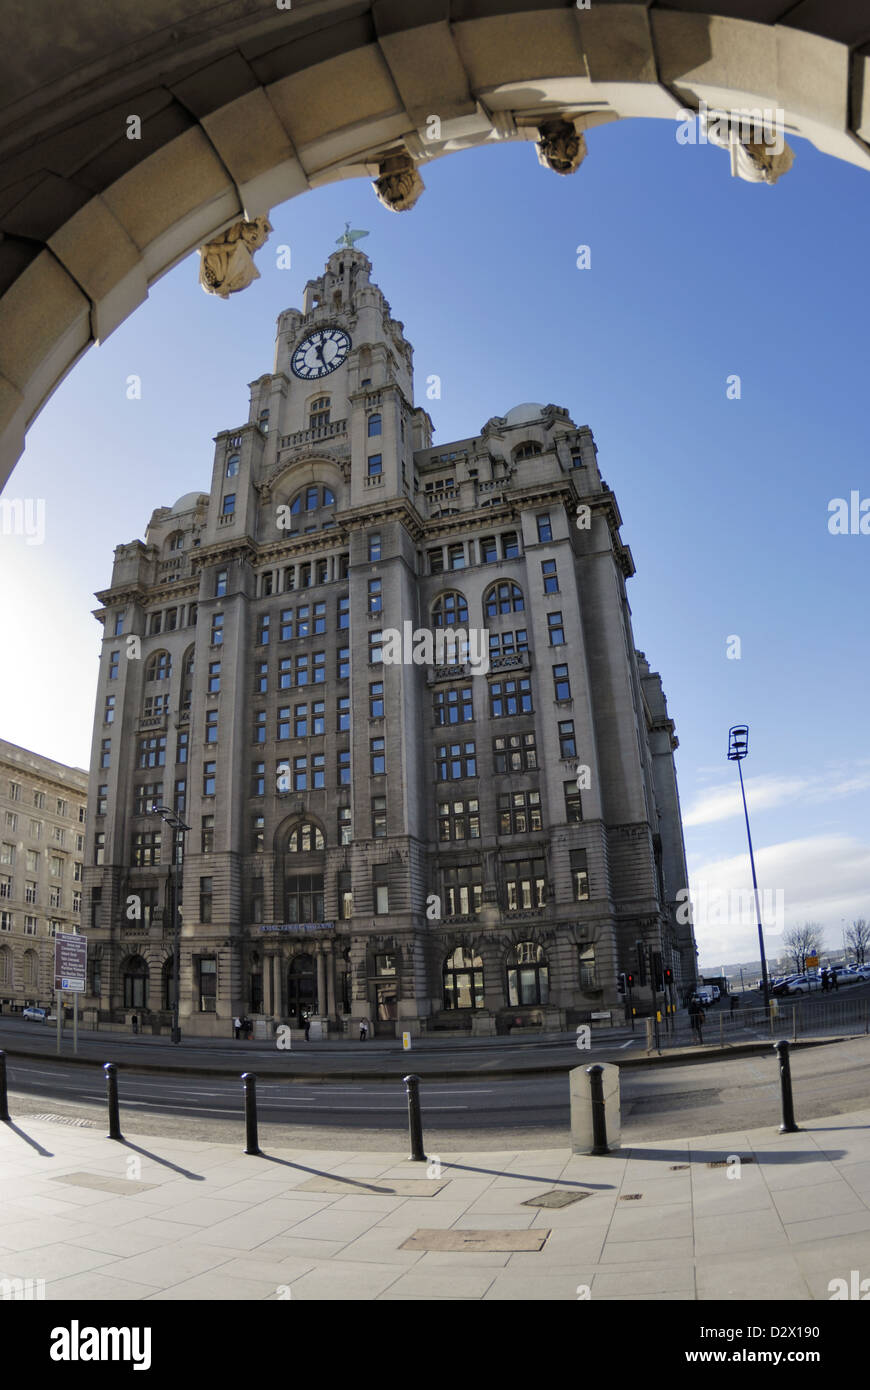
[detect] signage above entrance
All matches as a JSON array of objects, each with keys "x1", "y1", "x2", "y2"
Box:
[{"x1": 258, "y1": 922, "x2": 335, "y2": 934}]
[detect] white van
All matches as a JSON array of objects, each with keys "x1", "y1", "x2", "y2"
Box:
[{"x1": 696, "y1": 987, "x2": 715, "y2": 1005}]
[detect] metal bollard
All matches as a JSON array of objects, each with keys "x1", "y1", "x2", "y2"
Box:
[
  {"x1": 773, "y1": 1039, "x2": 799, "y2": 1133},
  {"x1": 403, "y1": 1073, "x2": 426, "y2": 1161},
  {"x1": 103, "y1": 1062, "x2": 123, "y2": 1141},
  {"x1": 586, "y1": 1064, "x2": 608, "y2": 1155},
  {"x1": 242, "y1": 1072, "x2": 260, "y2": 1155},
  {"x1": 0, "y1": 1050, "x2": 9, "y2": 1122}
]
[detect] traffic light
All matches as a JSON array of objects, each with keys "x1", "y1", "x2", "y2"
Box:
[
  {"x1": 664, "y1": 967, "x2": 673, "y2": 987},
  {"x1": 626, "y1": 972, "x2": 634, "y2": 991},
  {"x1": 617, "y1": 972, "x2": 627, "y2": 996}
]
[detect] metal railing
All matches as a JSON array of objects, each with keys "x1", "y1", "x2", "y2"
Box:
[{"x1": 652, "y1": 995, "x2": 870, "y2": 1051}]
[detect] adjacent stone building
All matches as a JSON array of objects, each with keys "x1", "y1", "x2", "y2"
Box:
[
  {"x1": 0, "y1": 739, "x2": 88, "y2": 1012},
  {"x1": 83, "y1": 244, "x2": 696, "y2": 1038}
]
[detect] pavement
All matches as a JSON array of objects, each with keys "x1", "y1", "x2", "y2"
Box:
[{"x1": 3, "y1": 1106, "x2": 870, "y2": 1300}]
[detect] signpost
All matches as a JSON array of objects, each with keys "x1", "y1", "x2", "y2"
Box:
[{"x1": 54, "y1": 933, "x2": 87, "y2": 1055}]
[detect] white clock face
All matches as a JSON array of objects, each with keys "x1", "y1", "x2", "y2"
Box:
[{"x1": 291, "y1": 329, "x2": 351, "y2": 379}]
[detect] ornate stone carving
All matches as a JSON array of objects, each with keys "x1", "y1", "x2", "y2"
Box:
[
  {"x1": 199, "y1": 216, "x2": 273, "y2": 298},
  {"x1": 372, "y1": 151, "x2": 425, "y2": 212},
  {"x1": 536, "y1": 120, "x2": 587, "y2": 176},
  {"x1": 700, "y1": 113, "x2": 795, "y2": 184}
]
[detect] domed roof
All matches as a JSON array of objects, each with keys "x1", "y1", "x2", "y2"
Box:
[
  {"x1": 504, "y1": 402, "x2": 545, "y2": 425},
  {"x1": 169, "y1": 492, "x2": 207, "y2": 515}
]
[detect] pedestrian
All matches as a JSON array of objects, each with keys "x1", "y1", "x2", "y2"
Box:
[
  {"x1": 233, "y1": 1015, "x2": 241, "y2": 1040},
  {"x1": 689, "y1": 998, "x2": 704, "y2": 1043},
  {"x1": 730, "y1": 994, "x2": 739, "y2": 1014},
  {"x1": 359, "y1": 1019, "x2": 368, "y2": 1042},
  {"x1": 303, "y1": 1015, "x2": 311, "y2": 1042},
  {"x1": 832, "y1": 968, "x2": 839, "y2": 992}
]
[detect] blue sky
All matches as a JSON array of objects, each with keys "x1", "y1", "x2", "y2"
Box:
[{"x1": 1, "y1": 114, "x2": 868, "y2": 968}]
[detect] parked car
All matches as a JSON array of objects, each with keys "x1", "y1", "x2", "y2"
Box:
[
  {"x1": 22, "y1": 1005, "x2": 48, "y2": 1021},
  {"x1": 784, "y1": 974, "x2": 822, "y2": 994}
]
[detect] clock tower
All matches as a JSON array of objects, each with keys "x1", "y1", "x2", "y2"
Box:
[{"x1": 244, "y1": 245, "x2": 427, "y2": 511}]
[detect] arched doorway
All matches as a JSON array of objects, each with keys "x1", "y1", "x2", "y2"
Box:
[
  {"x1": 287, "y1": 954, "x2": 317, "y2": 1026},
  {"x1": 123, "y1": 954, "x2": 149, "y2": 1010}
]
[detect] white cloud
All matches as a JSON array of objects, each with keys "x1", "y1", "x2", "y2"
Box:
[
  {"x1": 684, "y1": 766, "x2": 870, "y2": 828},
  {"x1": 687, "y1": 833, "x2": 870, "y2": 963}
]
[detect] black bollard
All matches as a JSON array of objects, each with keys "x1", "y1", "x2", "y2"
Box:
[
  {"x1": 0, "y1": 1050, "x2": 9, "y2": 1122},
  {"x1": 103, "y1": 1062, "x2": 122, "y2": 1141},
  {"x1": 586, "y1": 1063, "x2": 608, "y2": 1155},
  {"x1": 242, "y1": 1072, "x2": 260, "y2": 1155},
  {"x1": 774, "y1": 1039, "x2": 799, "y2": 1133},
  {"x1": 403, "y1": 1073, "x2": 426, "y2": 1161}
]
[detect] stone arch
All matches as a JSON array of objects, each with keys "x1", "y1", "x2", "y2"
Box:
[{"x1": 1, "y1": 5, "x2": 868, "y2": 490}]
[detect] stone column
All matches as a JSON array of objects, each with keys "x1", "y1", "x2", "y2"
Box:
[
  {"x1": 264, "y1": 953, "x2": 274, "y2": 1016},
  {"x1": 326, "y1": 944, "x2": 336, "y2": 1019},
  {"x1": 316, "y1": 949, "x2": 327, "y2": 1016},
  {"x1": 275, "y1": 953, "x2": 284, "y2": 1019}
]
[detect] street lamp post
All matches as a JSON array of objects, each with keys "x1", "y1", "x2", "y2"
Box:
[
  {"x1": 148, "y1": 805, "x2": 190, "y2": 1044},
  {"x1": 727, "y1": 725, "x2": 770, "y2": 1010}
]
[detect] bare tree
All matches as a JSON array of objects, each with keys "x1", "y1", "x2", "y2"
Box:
[
  {"x1": 784, "y1": 922, "x2": 824, "y2": 975},
  {"x1": 846, "y1": 918, "x2": 870, "y2": 965}
]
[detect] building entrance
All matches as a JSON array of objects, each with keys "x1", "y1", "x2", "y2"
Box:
[
  {"x1": 375, "y1": 982, "x2": 397, "y2": 1037},
  {"x1": 287, "y1": 954, "x2": 317, "y2": 1024}
]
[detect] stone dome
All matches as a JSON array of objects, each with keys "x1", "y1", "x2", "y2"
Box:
[{"x1": 504, "y1": 402, "x2": 545, "y2": 425}]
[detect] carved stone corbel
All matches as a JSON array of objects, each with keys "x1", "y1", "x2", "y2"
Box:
[
  {"x1": 199, "y1": 216, "x2": 274, "y2": 298},
  {"x1": 536, "y1": 119, "x2": 587, "y2": 176},
  {"x1": 372, "y1": 150, "x2": 425, "y2": 211}
]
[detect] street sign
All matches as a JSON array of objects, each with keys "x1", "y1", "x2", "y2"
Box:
[
  {"x1": 54, "y1": 933, "x2": 87, "y2": 992},
  {"x1": 806, "y1": 955, "x2": 819, "y2": 968}
]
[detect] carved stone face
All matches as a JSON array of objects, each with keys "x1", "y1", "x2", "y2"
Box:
[
  {"x1": 536, "y1": 121, "x2": 586, "y2": 176},
  {"x1": 372, "y1": 152, "x2": 425, "y2": 211}
]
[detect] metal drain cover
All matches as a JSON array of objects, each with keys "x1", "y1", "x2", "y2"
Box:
[
  {"x1": 401, "y1": 1229, "x2": 550, "y2": 1252},
  {"x1": 51, "y1": 1172, "x2": 158, "y2": 1195},
  {"x1": 30, "y1": 1114, "x2": 97, "y2": 1128},
  {"x1": 522, "y1": 1189, "x2": 592, "y2": 1209}
]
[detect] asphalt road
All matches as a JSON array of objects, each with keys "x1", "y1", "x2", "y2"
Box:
[{"x1": 3, "y1": 1030, "x2": 868, "y2": 1152}]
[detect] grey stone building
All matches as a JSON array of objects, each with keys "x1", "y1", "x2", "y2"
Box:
[
  {"x1": 0, "y1": 739, "x2": 88, "y2": 1013},
  {"x1": 83, "y1": 244, "x2": 696, "y2": 1038}
]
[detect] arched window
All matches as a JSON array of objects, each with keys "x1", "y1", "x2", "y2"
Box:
[
  {"x1": 283, "y1": 486, "x2": 336, "y2": 533},
  {"x1": 123, "y1": 955, "x2": 149, "y2": 1009},
  {"x1": 288, "y1": 822, "x2": 325, "y2": 852},
  {"x1": 258, "y1": 409, "x2": 270, "y2": 434},
  {"x1": 367, "y1": 413, "x2": 382, "y2": 437},
  {"x1": 0, "y1": 945, "x2": 11, "y2": 984},
  {"x1": 226, "y1": 454, "x2": 240, "y2": 478},
  {"x1": 484, "y1": 581, "x2": 525, "y2": 617},
  {"x1": 24, "y1": 949, "x2": 38, "y2": 987},
  {"x1": 514, "y1": 441, "x2": 541, "y2": 461},
  {"x1": 432, "y1": 591, "x2": 469, "y2": 628},
  {"x1": 443, "y1": 946, "x2": 484, "y2": 1010},
  {"x1": 145, "y1": 651, "x2": 172, "y2": 682},
  {"x1": 507, "y1": 942, "x2": 549, "y2": 1006},
  {"x1": 309, "y1": 397, "x2": 330, "y2": 430},
  {"x1": 167, "y1": 531, "x2": 184, "y2": 552}
]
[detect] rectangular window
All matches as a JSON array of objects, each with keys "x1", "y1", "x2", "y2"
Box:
[
  {"x1": 299, "y1": 563, "x2": 312, "y2": 588},
  {"x1": 480, "y1": 536, "x2": 497, "y2": 564},
  {"x1": 337, "y1": 595, "x2": 350, "y2": 629},
  {"x1": 100, "y1": 739, "x2": 111, "y2": 768},
  {"x1": 49, "y1": 855, "x2": 64, "y2": 879},
  {"x1": 137, "y1": 735, "x2": 166, "y2": 768},
  {"x1": 255, "y1": 662, "x2": 268, "y2": 693},
  {"x1": 208, "y1": 661, "x2": 221, "y2": 693},
  {"x1": 337, "y1": 749, "x2": 351, "y2": 786},
  {"x1": 258, "y1": 614, "x2": 270, "y2": 645},
  {"x1": 131, "y1": 831, "x2": 161, "y2": 867},
  {"x1": 337, "y1": 695, "x2": 350, "y2": 730},
  {"x1": 251, "y1": 762, "x2": 265, "y2": 797},
  {"x1": 313, "y1": 651, "x2": 326, "y2": 684},
  {"x1": 8, "y1": 780, "x2": 20, "y2": 801},
  {"x1": 24, "y1": 916, "x2": 37, "y2": 936},
  {"x1": 558, "y1": 720, "x2": 576, "y2": 759},
  {"x1": 279, "y1": 657, "x2": 292, "y2": 689},
  {"x1": 176, "y1": 731, "x2": 188, "y2": 764},
  {"x1": 211, "y1": 613, "x2": 224, "y2": 645},
  {"x1": 578, "y1": 943, "x2": 596, "y2": 990},
  {"x1": 25, "y1": 881, "x2": 37, "y2": 904},
  {"x1": 296, "y1": 605, "x2": 309, "y2": 638},
  {"x1": 369, "y1": 682, "x2": 384, "y2": 719},
  {"x1": 505, "y1": 858, "x2": 547, "y2": 911},
  {"x1": 254, "y1": 710, "x2": 266, "y2": 743},
  {"x1": 96, "y1": 785, "x2": 108, "y2": 816},
  {"x1": 564, "y1": 781, "x2": 583, "y2": 823},
  {"x1": 571, "y1": 849, "x2": 590, "y2": 902},
  {"x1": 201, "y1": 815, "x2": 215, "y2": 853},
  {"x1": 448, "y1": 543, "x2": 465, "y2": 571},
  {"x1": 489, "y1": 677, "x2": 533, "y2": 718},
  {"x1": 373, "y1": 873, "x2": 390, "y2": 915},
  {"x1": 371, "y1": 796, "x2": 387, "y2": 838},
  {"x1": 367, "y1": 577, "x2": 382, "y2": 613},
  {"x1": 216, "y1": 570, "x2": 228, "y2": 598},
  {"x1": 0, "y1": 875, "x2": 10, "y2": 898},
  {"x1": 368, "y1": 632, "x2": 382, "y2": 665},
  {"x1": 25, "y1": 849, "x2": 39, "y2": 872},
  {"x1": 497, "y1": 790, "x2": 542, "y2": 835},
  {"x1": 114, "y1": 611, "x2": 125, "y2": 636},
  {"x1": 536, "y1": 513, "x2": 553, "y2": 542},
  {"x1": 493, "y1": 732, "x2": 537, "y2": 774},
  {"x1": 104, "y1": 695, "x2": 115, "y2": 723},
  {"x1": 542, "y1": 559, "x2": 559, "y2": 594},
  {"x1": 134, "y1": 782, "x2": 162, "y2": 816},
  {"x1": 553, "y1": 664, "x2": 571, "y2": 701},
  {"x1": 370, "y1": 738, "x2": 386, "y2": 776},
  {"x1": 547, "y1": 612, "x2": 565, "y2": 646},
  {"x1": 442, "y1": 864, "x2": 482, "y2": 917},
  {"x1": 502, "y1": 532, "x2": 519, "y2": 559},
  {"x1": 428, "y1": 547, "x2": 444, "y2": 574},
  {"x1": 203, "y1": 762, "x2": 216, "y2": 797},
  {"x1": 261, "y1": 572, "x2": 274, "y2": 597},
  {"x1": 279, "y1": 607, "x2": 294, "y2": 641},
  {"x1": 0, "y1": 910, "x2": 12, "y2": 931},
  {"x1": 108, "y1": 650, "x2": 120, "y2": 679},
  {"x1": 199, "y1": 882, "x2": 213, "y2": 927},
  {"x1": 338, "y1": 871, "x2": 353, "y2": 920},
  {"x1": 293, "y1": 756, "x2": 307, "y2": 792},
  {"x1": 251, "y1": 814, "x2": 264, "y2": 853},
  {"x1": 435, "y1": 741, "x2": 477, "y2": 781},
  {"x1": 437, "y1": 798, "x2": 480, "y2": 842},
  {"x1": 74, "y1": 861, "x2": 83, "y2": 882},
  {"x1": 368, "y1": 532, "x2": 381, "y2": 561},
  {"x1": 367, "y1": 454, "x2": 382, "y2": 478},
  {"x1": 222, "y1": 494, "x2": 236, "y2": 516},
  {"x1": 433, "y1": 686, "x2": 473, "y2": 725},
  {"x1": 338, "y1": 806, "x2": 352, "y2": 846},
  {"x1": 205, "y1": 709, "x2": 219, "y2": 744}
]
